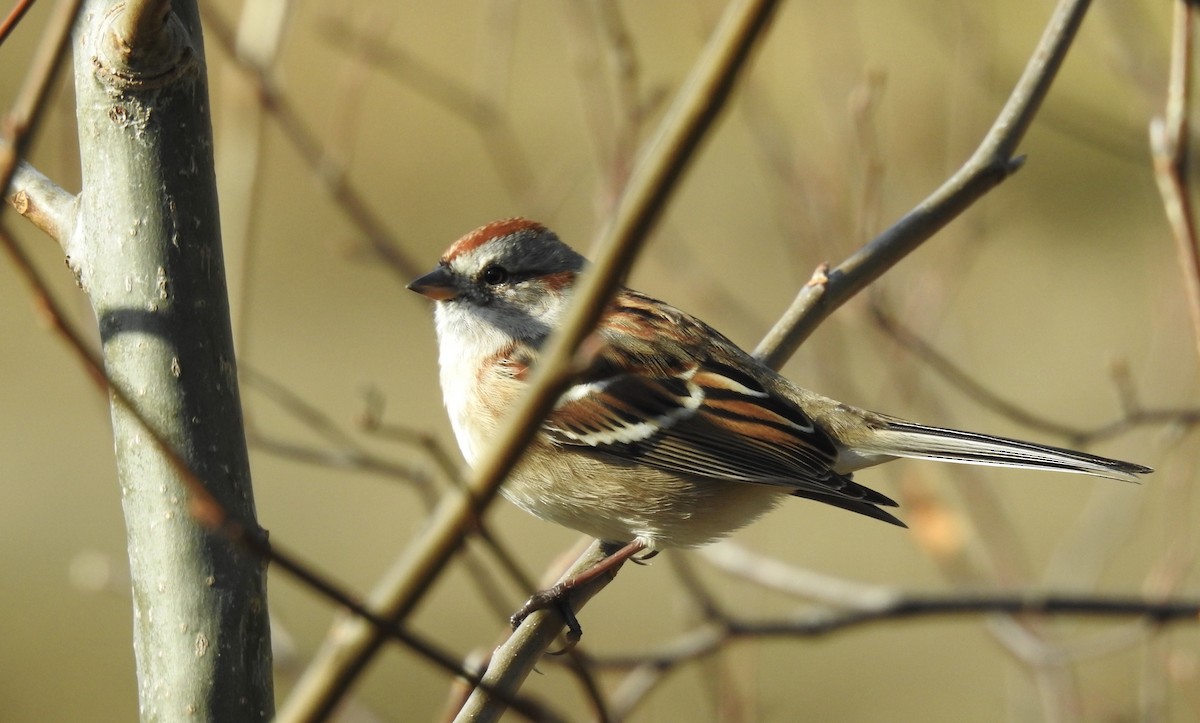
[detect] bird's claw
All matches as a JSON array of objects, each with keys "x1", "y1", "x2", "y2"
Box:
[
  {"x1": 631, "y1": 549, "x2": 659, "y2": 565},
  {"x1": 510, "y1": 584, "x2": 584, "y2": 652}
]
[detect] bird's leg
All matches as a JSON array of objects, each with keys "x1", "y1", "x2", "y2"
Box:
[{"x1": 510, "y1": 539, "x2": 648, "y2": 644}]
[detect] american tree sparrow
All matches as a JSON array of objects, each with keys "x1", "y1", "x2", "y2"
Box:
[{"x1": 409, "y1": 218, "x2": 1150, "y2": 635}]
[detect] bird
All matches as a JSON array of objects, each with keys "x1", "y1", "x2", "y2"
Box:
[{"x1": 408, "y1": 217, "x2": 1151, "y2": 636}]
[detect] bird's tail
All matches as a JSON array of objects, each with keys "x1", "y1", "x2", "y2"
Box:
[{"x1": 859, "y1": 420, "x2": 1152, "y2": 483}]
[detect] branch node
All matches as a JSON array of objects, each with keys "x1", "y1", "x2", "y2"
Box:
[
  {"x1": 11, "y1": 188, "x2": 29, "y2": 215},
  {"x1": 93, "y1": 1, "x2": 196, "y2": 90},
  {"x1": 806, "y1": 261, "x2": 830, "y2": 289}
]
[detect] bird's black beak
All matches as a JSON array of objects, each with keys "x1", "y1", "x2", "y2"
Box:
[{"x1": 407, "y1": 265, "x2": 458, "y2": 301}]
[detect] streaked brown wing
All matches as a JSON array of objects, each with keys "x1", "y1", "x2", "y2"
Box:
[{"x1": 543, "y1": 363, "x2": 895, "y2": 509}]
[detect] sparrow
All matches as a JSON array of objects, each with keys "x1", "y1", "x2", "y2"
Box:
[{"x1": 408, "y1": 218, "x2": 1151, "y2": 635}]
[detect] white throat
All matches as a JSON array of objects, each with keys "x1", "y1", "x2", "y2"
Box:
[{"x1": 433, "y1": 300, "x2": 518, "y2": 465}]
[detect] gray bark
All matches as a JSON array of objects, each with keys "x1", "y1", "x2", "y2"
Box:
[{"x1": 68, "y1": 0, "x2": 274, "y2": 718}]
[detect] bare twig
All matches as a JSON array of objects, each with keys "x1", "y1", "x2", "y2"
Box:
[
  {"x1": 241, "y1": 368, "x2": 435, "y2": 494},
  {"x1": 754, "y1": 0, "x2": 1092, "y2": 367},
  {"x1": 317, "y1": 17, "x2": 536, "y2": 199},
  {"x1": 1152, "y1": 0, "x2": 1200, "y2": 365},
  {"x1": 596, "y1": 1, "x2": 645, "y2": 200},
  {"x1": 850, "y1": 70, "x2": 888, "y2": 246},
  {"x1": 359, "y1": 389, "x2": 462, "y2": 480},
  {"x1": 0, "y1": 0, "x2": 35, "y2": 46},
  {"x1": 214, "y1": 0, "x2": 291, "y2": 352},
  {"x1": 698, "y1": 542, "x2": 899, "y2": 609},
  {"x1": 584, "y1": 594, "x2": 1200, "y2": 672},
  {"x1": 242, "y1": 371, "x2": 551, "y2": 626},
  {"x1": 0, "y1": 0, "x2": 80, "y2": 222},
  {"x1": 870, "y1": 299, "x2": 1200, "y2": 445},
  {"x1": 4, "y1": 157, "x2": 76, "y2": 245},
  {"x1": 200, "y1": 8, "x2": 423, "y2": 280}
]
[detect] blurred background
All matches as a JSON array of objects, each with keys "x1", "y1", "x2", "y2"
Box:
[{"x1": 2, "y1": 1, "x2": 1196, "y2": 720}]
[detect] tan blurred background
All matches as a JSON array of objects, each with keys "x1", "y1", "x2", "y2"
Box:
[{"x1": 2, "y1": 1, "x2": 1196, "y2": 720}]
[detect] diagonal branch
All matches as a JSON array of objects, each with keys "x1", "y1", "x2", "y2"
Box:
[
  {"x1": 199, "y1": 8, "x2": 424, "y2": 280},
  {"x1": 1151, "y1": 0, "x2": 1200, "y2": 365},
  {"x1": 754, "y1": 0, "x2": 1093, "y2": 367}
]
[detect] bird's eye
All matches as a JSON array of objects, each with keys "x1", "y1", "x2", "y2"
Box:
[{"x1": 481, "y1": 264, "x2": 509, "y2": 285}]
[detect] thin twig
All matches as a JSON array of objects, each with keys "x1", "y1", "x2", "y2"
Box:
[
  {"x1": 585, "y1": 593, "x2": 1200, "y2": 671},
  {"x1": 596, "y1": 1, "x2": 645, "y2": 202},
  {"x1": 698, "y1": 542, "x2": 899, "y2": 610},
  {"x1": 869, "y1": 299, "x2": 1200, "y2": 446},
  {"x1": 0, "y1": 0, "x2": 80, "y2": 223},
  {"x1": 317, "y1": 16, "x2": 536, "y2": 200},
  {"x1": 200, "y1": 8, "x2": 423, "y2": 280},
  {"x1": 4, "y1": 156, "x2": 77, "y2": 246},
  {"x1": 241, "y1": 368, "x2": 434, "y2": 493},
  {"x1": 0, "y1": 0, "x2": 35, "y2": 46},
  {"x1": 243, "y1": 372, "x2": 549, "y2": 625},
  {"x1": 754, "y1": 0, "x2": 1093, "y2": 367},
  {"x1": 1152, "y1": 0, "x2": 1200, "y2": 365}
]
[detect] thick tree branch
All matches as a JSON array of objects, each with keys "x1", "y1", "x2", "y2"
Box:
[{"x1": 59, "y1": 0, "x2": 278, "y2": 716}]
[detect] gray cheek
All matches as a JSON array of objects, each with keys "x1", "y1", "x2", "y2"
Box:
[{"x1": 489, "y1": 294, "x2": 555, "y2": 339}]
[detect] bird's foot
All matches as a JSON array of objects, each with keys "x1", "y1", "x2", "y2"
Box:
[{"x1": 508, "y1": 539, "x2": 649, "y2": 650}]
